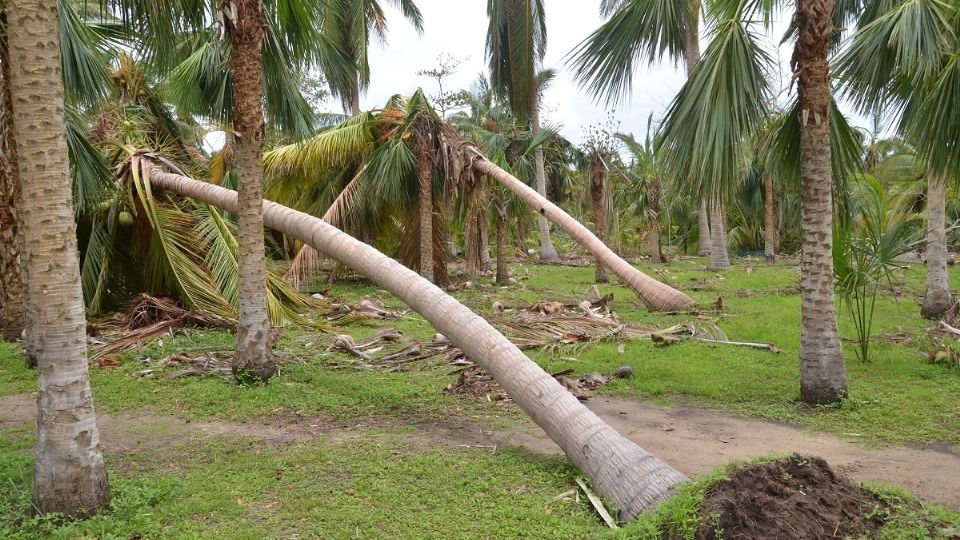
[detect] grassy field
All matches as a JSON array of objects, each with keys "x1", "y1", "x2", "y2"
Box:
[{"x1": 2, "y1": 256, "x2": 959, "y2": 538}]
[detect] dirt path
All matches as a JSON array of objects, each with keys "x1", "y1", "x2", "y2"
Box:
[{"x1": 3, "y1": 393, "x2": 958, "y2": 509}]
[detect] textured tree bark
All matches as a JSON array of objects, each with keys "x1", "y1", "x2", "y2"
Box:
[
  {"x1": 472, "y1": 155, "x2": 694, "y2": 311},
  {"x1": 796, "y1": 0, "x2": 847, "y2": 405},
  {"x1": 494, "y1": 195, "x2": 510, "y2": 285},
  {"x1": 648, "y1": 180, "x2": 665, "y2": 264},
  {"x1": 479, "y1": 208, "x2": 493, "y2": 273},
  {"x1": 0, "y1": 19, "x2": 26, "y2": 342},
  {"x1": 589, "y1": 154, "x2": 609, "y2": 282},
  {"x1": 922, "y1": 177, "x2": 953, "y2": 318},
  {"x1": 464, "y1": 195, "x2": 482, "y2": 275},
  {"x1": 146, "y1": 167, "x2": 688, "y2": 521},
  {"x1": 516, "y1": 213, "x2": 529, "y2": 254},
  {"x1": 9, "y1": 0, "x2": 110, "y2": 515},
  {"x1": 697, "y1": 201, "x2": 711, "y2": 256},
  {"x1": 225, "y1": 0, "x2": 275, "y2": 382},
  {"x1": 416, "y1": 133, "x2": 434, "y2": 283},
  {"x1": 530, "y1": 102, "x2": 559, "y2": 261},
  {"x1": 764, "y1": 175, "x2": 777, "y2": 264},
  {"x1": 707, "y1": 201, "x2": 731, "y2": 269}
]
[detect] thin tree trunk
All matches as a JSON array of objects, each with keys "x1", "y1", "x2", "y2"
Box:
[
  {"x1": 589, "y1": 155, "x2": 609, "y2": 282},
  {"x1": 227, "y1": 0, "x2": 274, "y2": 382},
  {"x1": 922, "y1": 176, "x2": 952, "y2": 318},
  {"x1": 0, "y1": 16, "x2": 26, "y2": 342},
  {"x1": 649, "y1": 180, "x2": 664, "y2": 264},
  {"x1": 764, "y1": 175, "x2": 777, "y2": 264},
  {"x1": 145, "y1": 166, "x2": 688, "y2": 521},
  {"x1": 707, "y1": 201, "x2": 731, "y2": 269},
  {"x1": 531, "y1": 102, "x2": 559, "y2": 261},
  {"x1": 349, "y1": 75, "x2": 360, "y2": 116},
  {"x1": 9, "y1": 0, "x2": 110, "y2": 515},
  {"x1": 479, "y1": 210, "x2": 492, "y2": 273},
  {"x1": 417, "y1": 133, "x2": 434, "y2": 283},
  {"x1": 796, "y1": 0, "x2": 847, "y2": 405},
  {"x1": 472, "y1": 154, "x2": 694, "y2": 311},
  {"x1": 682, "y1": 2, "x2": 711, "y2": 258},
  {"x1": 697, "y1": 200, "x2": 711, "y2": 256},
  {"x1": 464, "y1": 194, "x2": 482, "y2": 275},
  {"x1": 516, "y1": 213, "x2": 529, "y2": 255},
  {"x1": 495, "y1": 196, "x2": 509, "y2": 285}
]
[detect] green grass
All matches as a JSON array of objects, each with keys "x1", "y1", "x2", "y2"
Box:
[{"x1": 2, "y1": 257, "x2": 960, "y2": 537}]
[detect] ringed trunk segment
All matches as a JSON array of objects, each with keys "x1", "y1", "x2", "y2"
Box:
[
  {"x1": 470, "y1": 154, "x2": 694, "y2": 312},
  {"x1": 143, "y1": 165, "x2": 688, "y2": 520}
]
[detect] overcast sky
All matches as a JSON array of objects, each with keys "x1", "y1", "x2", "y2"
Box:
[{"x1": 343, "y1": 0, "x2": 853, "y2": 147}]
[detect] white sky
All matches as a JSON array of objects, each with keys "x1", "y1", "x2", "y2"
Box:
[{"x1": 347, "y1": 0, "x2": 867, "y2": 147}]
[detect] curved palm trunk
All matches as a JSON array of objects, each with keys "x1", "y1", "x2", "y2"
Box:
[
  {"x1": 764, "y1": 175, "x2": 777, "y2": 264},
  {"x1": 531, "y1": 104, "x2": 560, "y2": 261},
  {"x1": 9, "y1": 0, "x2": 109, "y2": 515},
  {"x1": 922, "y1": 176, "x2": 952, "y2": 318},
  {"x1": 707, "y1": 201, "x2": 731, "y2": 269},
  {"x1": 417, "y1": 134, "x2": 434, "y2": 283},
  {"x1": 145, "y1": 166, "x2": 687, "y2": 520},
  {"x1": 796, "y1": 0, "x2": 847, "y2": 405},
  {"x1": 0, "y1": 23, "x2": 26, "y2": 342},
  {"x1": 227, "y1": 0, "x2": 274, "y2": 382},
  {"x1": 472, "y1": 154, "x2": 694, "y2": 311},
  {"x1": 589, "y1": 155, "x2": 609, "y2": 282}
]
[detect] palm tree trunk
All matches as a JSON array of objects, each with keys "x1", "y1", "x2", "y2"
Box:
[
  {"x1": 417, "y1": 134, "x2": 434, "y2": 283},
  {"x1": 590, "y1": 156, "x2": 609, "y2": 282},
  {"x1": 144, "y1": 165, "x2": 688, "y2": 521},
  {"x1": 697, "y1": 200, "x2": 711, "y2": 256},
  {"x1": 464, "y1": 196, "x2": 481, "y2": 275},
  {"x1": 472, "y1": 154, "x2": 694, "y2": 311},
  {"x1": 479, "y1": 211, "x2": 492, "y2": 273},
  {"x1": 796, "y1": 0, "x2": 847, "y2": 405},
  {"x1": 531, "y1": 104, "x2": 560, "y2": 261},
  {"x1": 495, "y1": 196, "x2": 509, "y2": 285},
  {"x1": 227, "y1": 0, "x2": 274, "y2": 382},
  {"x1": 0, "y1": 20, "x2": 26, "y2": 342},
  {"x1": 707, "y1": 201, "x2": 731, "y2": 269},
  {"x1": 764, "y1": 175, "x2": 776, "y2": 264},
  {"x1": 649, "y1": 180, "x2": 664, "y2": 264},
  {"x1": 9, "y1": 0, "x2": 110, "y2": 516},
  {"x1": 922, "y1": 176, "x2": 952, "y2": 318},
  {"x1": 516, "y1": 213, "x2": 529, "y2": 254}
]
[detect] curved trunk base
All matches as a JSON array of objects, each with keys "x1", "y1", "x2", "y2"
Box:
[{"x1": 921, "y1": 289, "x2": 953, "y2": 319}]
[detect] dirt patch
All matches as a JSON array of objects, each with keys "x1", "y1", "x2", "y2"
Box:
[{"x1": 695, "y1": 455, "x2": 885, "y2": 539}]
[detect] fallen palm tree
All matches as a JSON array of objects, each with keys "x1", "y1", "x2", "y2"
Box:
[
  {"x1": 134, "y1": 152, "x2": 686, "y2": 521},
  {"x1": 264, "y1": 108, "x2": 693, "y2": 312}
]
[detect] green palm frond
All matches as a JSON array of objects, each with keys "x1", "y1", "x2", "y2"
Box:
[
  {"x1": 567, "y1": 0, "x2": 691, "y2": 105},
  {"x1": 659, "y1": 13, "x2": 773, "y2": 201},
  {"x1": 59, "y1": 0, "x2": 115, "y2": 106}
]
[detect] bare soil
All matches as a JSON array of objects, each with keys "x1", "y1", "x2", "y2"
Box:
[
  {"x1": 694, "y1": 455, "x2": 886, "y2": 539},
  {"x1": 3, "y1": 393, "x2": 958, "y2": 509}
]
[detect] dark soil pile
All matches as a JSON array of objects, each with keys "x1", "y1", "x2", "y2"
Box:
[{"x1": 695, "y1": 455, "x2": 887, "y2": 539}]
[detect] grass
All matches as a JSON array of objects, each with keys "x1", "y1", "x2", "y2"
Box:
[{"x1": 2, "y1": 256, "x2": 960, "y2": 537}]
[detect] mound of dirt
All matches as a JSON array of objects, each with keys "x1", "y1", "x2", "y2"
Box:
[{"x1": 695, "y1": 455, "x2": 887, "y2": 539}]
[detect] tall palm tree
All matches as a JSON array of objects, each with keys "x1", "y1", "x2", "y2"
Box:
[
  {"x1": 8, "y1": 0, "x2": 109, "y2": 516},
  {"x1": 574, "y1": 0, "x2": 863, "y2": 404},
  {"x1": 137, "y1": 153, "x2": 688, "y2": 522},
  {"x1": 0, "y1": 11, "x2": 24, "y2": 342},
  {"x1": 837, "y1": 0, "x2": 960, "y2": 319},
  {"x1": 571, "y1": 0, "x2": 714, "y2": 257},
  {"x1": 486, "y1": 0, "x2": 560, "y2": 261},
  {"x1": 321, "y1": 0, "x2": 423, "y2": 115},
  {"x1": 220, "y1": 0, "x2": 274, "y2": 382}
]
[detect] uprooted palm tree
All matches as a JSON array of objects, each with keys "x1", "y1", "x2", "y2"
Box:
[
  {"x1": 132, "y1": 150, "x2": 689, "y2": 521},
  {"x1": 267, "y1": 93, "x2": 695, "y2": 311}
]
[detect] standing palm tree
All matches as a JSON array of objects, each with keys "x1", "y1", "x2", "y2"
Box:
[
  {"x1": 0, "y1": 13, "x2": 24, "y2": 342},
  {"x1": 321, "y1": 0, "x2": 423, "y2": 115},
  {"x1": 574, "y1": 0, "x2": 859, "y2": 404},
  {"x1": 837, "y1": 0, "x2": 960, "y2": 319},
  {"x1": 221, "y1": 0, "x2": 274, "y2": 382},
  {"x1": 486, "y1": 0, "x2": 560, "y2": 261},
  {"x1": 9, "y1": 0, "x2": 109, "y2": 515}
]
